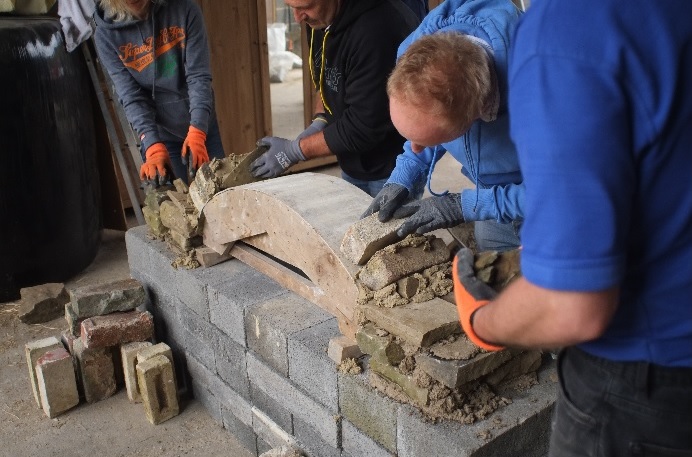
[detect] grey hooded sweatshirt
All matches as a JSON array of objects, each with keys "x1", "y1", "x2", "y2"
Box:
[{"x1": 93, "y1": 0, "x2": 215, "y2": 153}]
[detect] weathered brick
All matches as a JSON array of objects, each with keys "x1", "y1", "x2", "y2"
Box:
[
  {"x1": 356, "y1": 322, "x2": 405, "y2": 365},
  {"x1": 73, "y1": 338, "x2": 116, "y2": 403},
  {"x1": 36, "y1": 348, "x2": 79, "y2": 418},
  {"x1": 80, "y1": 310, "x2": 154, "y2": 349},
  {"x1": 137, "y1": 354, "x2": 179, "y2": 425},
  {"x1": 68, "y1": 278, "x2": 146, "y2": 318},
  {"x1": 358, "y1": 236, "x2": 450, "y2": 290},
  {"x1": 340, "y1": 213, "x2": 402, "y2": 265},
  {"x1": 327, "y1": 335, "x2": 363, "y2": 364},
  {"x1": 414, "y1": 350, "x2": 512, "y2": 389},
  {"x1": 361, "y1": 298, "x2": 460, "y2": 348},
  {"x1": 121, "y1": 341, "x2": 153, "y2": 402},
  {"x1": 25, "y1": 337, "x2": 62, "y2": 407}
]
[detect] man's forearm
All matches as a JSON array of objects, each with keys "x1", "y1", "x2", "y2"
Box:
[
  {"x1": 298, "y1": 131, "x2": 333, "y2": 159},
  {"x1": 472, "y1": 277, "x2": 620, "y2": 349}
]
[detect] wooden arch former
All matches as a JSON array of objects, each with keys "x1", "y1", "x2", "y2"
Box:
[{"x1": 202, "y1": 173, "x2": 371, "y2": 340}]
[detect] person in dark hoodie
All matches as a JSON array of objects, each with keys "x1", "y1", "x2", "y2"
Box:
[
  {"x1": 249, "y1": 0, "x2": 420, "y2": 197},
  {"x1": 93, "y1": 0, "x2": 225, "y2": 184}
]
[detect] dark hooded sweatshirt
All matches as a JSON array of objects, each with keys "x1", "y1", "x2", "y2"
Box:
[
  {"x1": 93, "y1": 0, "x2": 215, "y2": 153},
  {"x1": 309, "y1": 0, "x2": 419, "y2": 181}
]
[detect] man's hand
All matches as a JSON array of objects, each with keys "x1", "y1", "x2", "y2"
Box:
[
  {"x1": 361, "y1": 183, "x2": 409, "y2": 221},
  {"x1": 392, "y1": 193, "x2": 464, "y2": 237},
  {"x1": 296, "y1": 114, "x2": 328, "y2": 141},
  {"x1": 139, "y1": 142, "x2": 172, "y2": 181},
  {"x1": 181, "y1": 125, "x2": 210, "y2": 170},
  {"x1": 453, "y1": 248, "x2": 504, "y2": 351},
  {"x1": 249, "y1": 136, "x2": 306, "y2": 178}
]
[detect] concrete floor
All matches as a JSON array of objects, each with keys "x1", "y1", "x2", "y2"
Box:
[{"x1": 0, "y1": 70, "x2": 471, "y2": 457}]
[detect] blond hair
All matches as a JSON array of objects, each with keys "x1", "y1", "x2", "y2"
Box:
[
  {"x1": 98, "y1": 0, "x2": 165, "y2": 22},
  {"x1": 387, "y1": 32, "x2": 492, "y2": 127}
]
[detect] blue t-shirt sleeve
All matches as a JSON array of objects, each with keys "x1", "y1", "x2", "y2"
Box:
[{"x1": 509, "y1": 51, "x2": 631, "y2": 291}]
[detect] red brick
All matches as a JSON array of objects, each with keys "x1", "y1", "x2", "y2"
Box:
[{"x1": 80, "y1": 310, "x2": 154, "y2": 349}]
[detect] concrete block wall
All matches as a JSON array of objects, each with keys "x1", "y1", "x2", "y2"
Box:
[{"x1": 126, "y1": 225, "x2": 555, "y2": 457}]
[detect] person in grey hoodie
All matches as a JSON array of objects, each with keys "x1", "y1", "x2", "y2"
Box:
[{"x1": 93, "y1": 0, "x2": 224, "y2": 184}]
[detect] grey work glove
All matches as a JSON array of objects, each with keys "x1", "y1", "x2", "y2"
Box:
[
  {"x1": 360, "y1": 183, "x2": 409, "y2": 221},
  {"x1": 296, "y1": 113, "x2": 328, "y2": 141},
  {"x1": 392, "y1": 192, "x2": 464, "y2": 238},
  {"x1": 250, "y1": 136, "x2": 306, "y2": 179}
]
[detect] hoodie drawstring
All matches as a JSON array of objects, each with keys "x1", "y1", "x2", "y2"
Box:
[
  {"x1": 309, "y1": 27, "x2": 333, "y2": 115},
  {"x1": 426, "y1": 146, "x2": 449, "y2": 197}
]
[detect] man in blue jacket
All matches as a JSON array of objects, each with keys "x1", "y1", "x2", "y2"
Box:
[
  {"x1": 363, "y1": 0, "x2": 523, "y2": 252},
  {"x1": 454, "y1": 0, "x2": 692, "y2": 454}
]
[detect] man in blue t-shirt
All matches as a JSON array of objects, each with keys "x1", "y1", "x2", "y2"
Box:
[{"x1": 453, "y1": 0, "x2": 692, "y2": 454}]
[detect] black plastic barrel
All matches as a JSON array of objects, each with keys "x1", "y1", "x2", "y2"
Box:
[{"x1": 0, "y1": 18, "x2": 101, "y2": 302}]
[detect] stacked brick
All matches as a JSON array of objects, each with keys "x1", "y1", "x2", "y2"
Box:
[
  {"x1": 141, "y1": 146, "x2": 268, "y2": 268},
  {"x1": 125, "y1": 223, "x2": 556, "y2": 457},
  {"x1": 24, "y1": 278, "x2": 179, "y2": 424},
  {"x1": 340, "y1": 215, "x2": 544, "y2": 425}
]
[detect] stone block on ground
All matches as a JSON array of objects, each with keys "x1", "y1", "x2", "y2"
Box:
[
  {"x1": 361, "y1": 298, "x2": 460, "y2": 348},
  {"x1": 358, "y1": 235, "x2": 451, "y2": 290},
  {"x1": 340, "y1": 213, "x2": 403, "y2": 265},
  {"x1": 36, "y1": 348, "x2": 79, "y2": 418},
  {"x1": 121, "y1": 341, "x2": 153, "y2": 402},
  {"x1": 68, "y1": 278, "x2": 146, "y2": 319},
  {"x1": 137, "y1": 354, "x2": 179, "y2": 425},
  {"x1": 80, "y1": 310, "x2": 154, "y2": 349},
  {"x1": 17, "y1": 283, "x2": 69, "y2": 324},
  {"x1": 73, "y1": 338, "x2": 117, "y2": 403},
  {"x1": 25, "y1": 336, "x2": 63, "y2": 407}
]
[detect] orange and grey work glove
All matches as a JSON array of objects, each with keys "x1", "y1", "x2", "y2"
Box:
[
  {"x1": 452, "y1": 247, "x2": 505, "y2": 351},
  {"x1": 139, "y1": 142, "x2": 172, "y2": 181},
  {"x1": 181, "y1": 125, "x2": 210, "y2": 170}
]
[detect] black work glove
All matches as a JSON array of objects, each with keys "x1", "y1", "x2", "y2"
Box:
[
  {"x1": 249, "y1": 136, "x2": 306, "y2": 178},
  {"x1": 296, "y1": 113, "x2": 328, "y2": 141},
  {"x1": 360, "y1": 183, "x2": 409, "y2": 221},
  {"x1": 392, "y1": 193, "x2": 464, "y2": 238}
]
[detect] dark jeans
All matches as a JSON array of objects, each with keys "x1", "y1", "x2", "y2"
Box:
[
  {"x1": 550, "y1": 347, "x2": 692, "y2": 457},
  {"x1": 141, "y1": 118, "x2": 226, "y2": 185}
]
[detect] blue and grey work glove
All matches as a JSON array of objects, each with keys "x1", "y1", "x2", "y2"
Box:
[
  {"x1": 392, "y1": 193, "x2": 464, "y2": 238},
  {"x1": 296, "y1": 113, "x2": 328, "y2": 141},
  {"x1": 361, "y1": 183, "x2": 409, "y2": 221},
  {"x1": 249, "y1": 136, "x2": 306, "y2": 179}
]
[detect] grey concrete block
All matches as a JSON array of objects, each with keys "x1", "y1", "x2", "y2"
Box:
[
  {"x1": 246, "y1": 293, "x2": 332, "y2": 376},
  {"x1": 221, "y1": 403, "x2": 258, "y2": 456},
  {"x1": 251, "y1": 383, "x2": 293, "y2": 435},
  {"x1": 293, "y1": 415, "x2": 340, "y2": 457},
  {"x1": 214, "y1": 328, "x2": 250, "y2": 400},
  {"x1": 177, "y1": 301, "x2": 218, "y2": 372},
  {"x1": 396, "y1": 363, "x2": 557, "y2": 457},
  {"x1": 288, "y1": 318, "x2": 340, "y2": 412},
  {"x1": 192, "y1": 379, "x2": 223, "y2": 426},
  {"x1": 174, "y1": 267, "x2": 210, "y2": 321},
  {"x1": 338, "y1": 371, "x2": 398, "y2": 454},
  {"x1": 248, "y1": 353, "x2": 338, "y2": 447},
  {"x1": 125, "y1": 226, "x2": 152, "y2": 276},
  {"x1": 209, "y1": 263, "x2": 286, "y2": 347},
  {"x1": 186, "y1": 353, "x2": 253, "y2": 427},
  {"x1": 341, "y1": 419, "x2": 395, "y2": 457},
  {"x1": 252, "y1": 406, "x2": 297, "y2": 451}
]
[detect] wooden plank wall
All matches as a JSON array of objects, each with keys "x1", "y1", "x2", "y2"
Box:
[{"x1": 197, "y1": 0, "x2": 272, "y2": 156}]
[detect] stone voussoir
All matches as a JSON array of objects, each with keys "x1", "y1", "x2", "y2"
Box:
[{"x1": 340, "y1": 213, "x2": 403, "y2": 266}]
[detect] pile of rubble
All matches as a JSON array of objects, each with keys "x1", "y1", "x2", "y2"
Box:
[
  {"x1": 142, "y1": 146, "x2": 267, "y2": 268},
  {"x1": 23, "y1": 279, "x2": 178, "y2": 424},
  {"x1": 339, "y1": 214, "x2": 541, "y2": 424}
]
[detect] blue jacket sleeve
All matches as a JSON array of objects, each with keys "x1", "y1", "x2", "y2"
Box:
[
  {"x1": 386, "y1": 141, "x2": 434, "y2": 191},
  {"x1": 461, "y1": 182, "x2": 524, "y2": 224}
]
